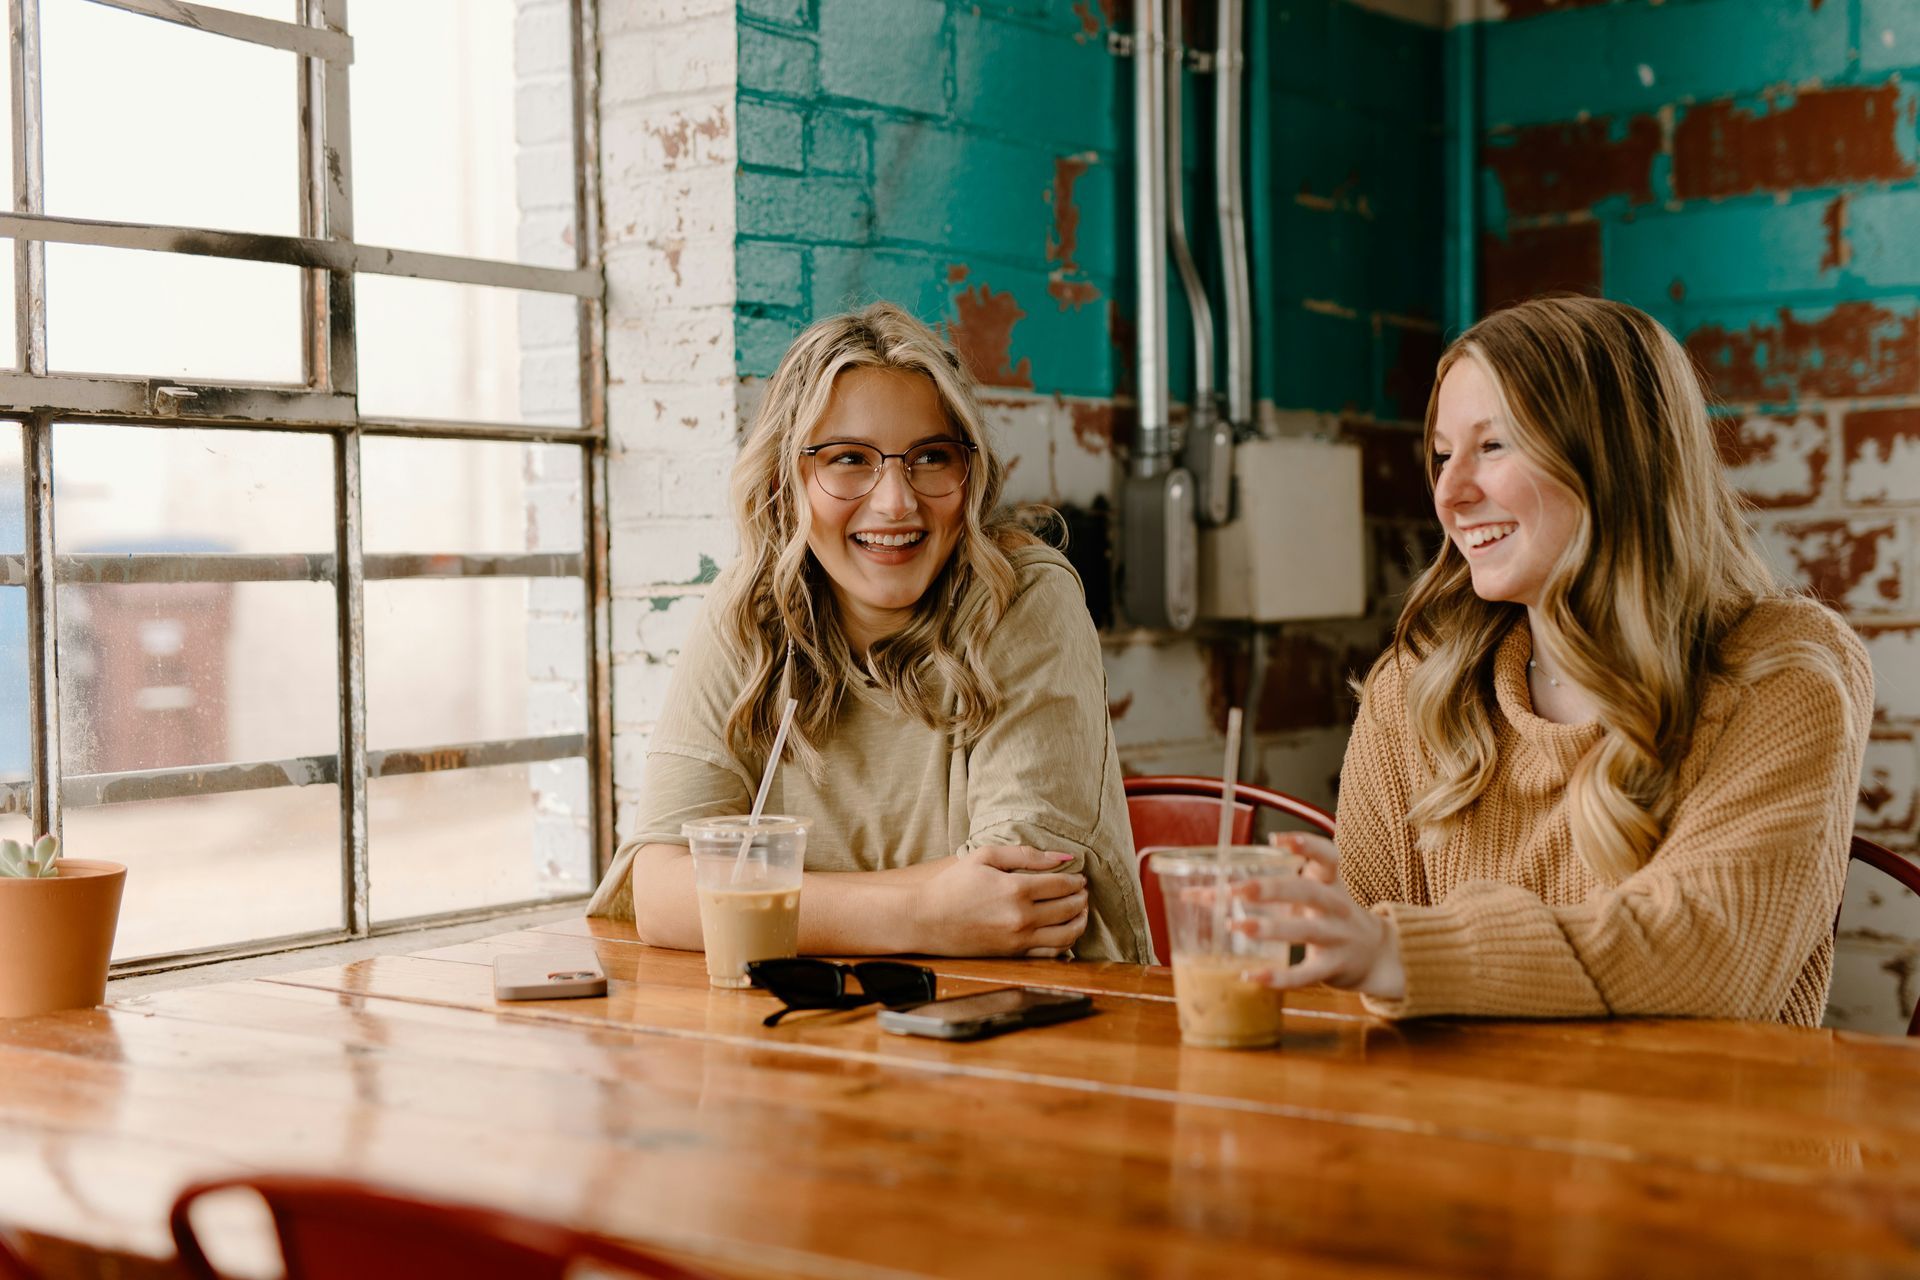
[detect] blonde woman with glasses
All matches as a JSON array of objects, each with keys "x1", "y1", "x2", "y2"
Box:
[
  {"x1": 586, "y1": 303, "x2": 1152, "y2": 962},
  {"x1": 1243, "y1": 295, "x2": 1871, "y2": 1025}
]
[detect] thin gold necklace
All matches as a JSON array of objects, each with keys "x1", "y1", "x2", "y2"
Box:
[{"x1": 1528, "y1": 658, "x2": 1562, "y2": 689}]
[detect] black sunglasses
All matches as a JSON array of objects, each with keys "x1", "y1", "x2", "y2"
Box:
[{"x1": 746, "y1": 959, "x2": 937, "y2": 1028}]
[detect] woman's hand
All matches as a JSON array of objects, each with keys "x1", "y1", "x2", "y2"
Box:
[
  {"x1": 909, "y1": 845, "x2": 1089, "y2": 958},
  {"x1": 1238, "y1": 832, "x2": 1406, "y2": 999}
]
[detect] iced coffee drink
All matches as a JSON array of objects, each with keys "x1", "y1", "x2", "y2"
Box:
[
  {"x1": 1150, "y1": 845, "x2": 1303, "y2": 1049},
  {"x1": 685, "y1": 816, "x2": 807, "y2": 988}
]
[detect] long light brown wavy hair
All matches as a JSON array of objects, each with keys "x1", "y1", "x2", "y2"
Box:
[
  {"x1": 714, "y1": 303, "x2": 1046, "y2": 778},
  {"x1": 1378, "y1": 295, "x2": 1823, "y2": 883}
]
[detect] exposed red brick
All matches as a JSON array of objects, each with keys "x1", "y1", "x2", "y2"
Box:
[
  {"x1": 1499, "y1": 0, "x2": 1611, "y2": 19},
  {"x1": 1049, "y1": 277, "x2": 1101, "y2": 311},
  {"x1": 1821, "y1": 194, "x2": 1852, "y2": 272},
  {"x1": 1479, "y1": 221, "x2": 1603, "y2": 314},
  {"x1": 1048, "y1": 156, "x2": 1090, "y2": 267},
  {"x1": 1341, "y1": 420, "x2": 1431, "y2": 520},
  {"x1": 947, "y1": 285, "x2": 1033, "y2": 389},
  {"x1": 1843, "y1": 406, "x2": 1920, "y2": 504},
  {"x1": 1685, "y1": 302, "x2": 1920, "y2": 401},
  {"x1": 1067, "y1": 400, "x2": 1112, "y2": 456},
  {"x1": 1381, "y1": 324, "x2": 1444, "y2": 424},
  {"x1": 647, "y1": 108, "x2": 730, "y2": 170},
  {"x1": 1108, "y1": 300, "x2": 1137, "y2": 398},
  {"x1": 1772, "y1": 519, "x2": 1901, "y2": 610},
  {"x1": 1673, "y1": 85, "x2": 1918, "y2": 201},
  {"x1": 1108, "y1": 692, "x2": 1134, "y2": 721},
  {"x1": 1255, "y1": 632, "x2": 1361, "y2": 733},
  {"x1": 1482, "y1": 116, "x2": 1660, "y2": 219},
  {"x1": 1071, "y1": 0, "x2": 1124, "y2": 38},
  {"x1": 946, "y1": 263, "x2": 969, "y2": 284},
  {"x1": 1714, "y1": 414, "x2": 1829, "y2": 509}
]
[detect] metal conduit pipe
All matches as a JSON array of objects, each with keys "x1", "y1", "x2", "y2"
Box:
[
  {"x1": 1132, "y1": 0, "x2": 1170, "y2": 475},
  {"x1": 1121, "y1": 0, "x2": 1198, "y2": 631},
  {"x1": 1217, "y1": 0, "x2": 1252, "y2": 433},
  {"x1": 1168, "y1": 0, "x2": 1233, "y2": 526}
]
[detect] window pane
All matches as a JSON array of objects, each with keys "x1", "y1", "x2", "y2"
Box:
[
  {"x1": 47, "y1": 246, "x2": 303, "y2": 383},
  {"x1": 70, "y1": 785, "x2": 343, "y2": 961},
  {"x1": 53, "y1": 426, "x2": 339, "y2": 774},
  {"x1": 0, "y1": 421, "x2": 22, "y2": 553},
  {"x1": 58, "y1": 581, "x2": 337, "y2": 774},
  {"x1": 41, "y1": 0, "x2": 298, "y2": 235},
  {"x1": 55, "y1": 425, "x2": 334, "y2": 554},
  {"x1": 363, "y1": 438, "x2": 583, "y2": 554},
  {"x1": 0, "y1": 243, "x2": 17, "y2": 371},
  {"x1": 353, "y1": 0, "x2": 576, "y2": 267},
  {"x1": 369, "y1": 758, "x2": 590, "y2": 922},
  {"x1": 365, "y1": 578, "x2": 586, "y2": 749},
  {"x1": 356, "y1": 275, "x2": 580, "y2": 425},
  {"x1": 0, "y1": 587, "x2": 26, "y2": 793}
]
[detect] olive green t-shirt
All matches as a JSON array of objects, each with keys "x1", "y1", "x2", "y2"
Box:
[{"x1": 585, "y1": 545, "x2": 1152, "y2": 962}]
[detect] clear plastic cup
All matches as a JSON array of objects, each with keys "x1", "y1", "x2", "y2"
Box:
[
  {"x1": 685, "y1": 816, "x2": 807, "y2": 989},
  {"x1": 1151, "y1": 845, "x2": 1303, "y2": 1049}
]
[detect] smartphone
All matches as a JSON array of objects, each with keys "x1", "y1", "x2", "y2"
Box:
[
  {"x1": 876, "y1": 987, "x2": 1094, "y2": 1041},
  {"x1": 492, "y1": 952, "x2": 608, "y2": 1001}
]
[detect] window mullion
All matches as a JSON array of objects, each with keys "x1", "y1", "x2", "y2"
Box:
[
  {"x1": 11, "y1": 0, "x2": 47, "y2": 374},
  {"x1": 22, "y1": 415, "x2": 59, "y2": 842},
  {"x1": 313, "y1": 0, "x2": 355, "y2": 398},
  {"x1": 333, "y1": 429, "x2": 368, "y2": 934}
]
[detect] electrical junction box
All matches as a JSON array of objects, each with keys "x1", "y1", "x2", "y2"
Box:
[{"x1": 1199, "y1": 436, "x2": 1367, "y2": 622}]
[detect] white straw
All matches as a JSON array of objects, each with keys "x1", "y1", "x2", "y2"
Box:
[
  {"x1": 732, "y1": 697, "x2": 798, "y2": 885},
  {"x1": 1213, "y1": 707, "x2": 1243, "y2": 944},
  {"x1": 1215, "y1": 707, "x2": 1242, "y2": 851}
]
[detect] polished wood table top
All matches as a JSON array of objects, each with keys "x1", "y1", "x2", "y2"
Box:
[{"x1": 4, "y1": 915, "x2": 1920, "y2": 1278}]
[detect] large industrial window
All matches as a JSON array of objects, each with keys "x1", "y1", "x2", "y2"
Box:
[{"x1": 0, "y1": 0, "x2": 609, "y2": 969}]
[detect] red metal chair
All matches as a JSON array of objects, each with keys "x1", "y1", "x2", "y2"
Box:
[
  {"x1": 1125, "y1": 775, "x2": 1337, "y2": 964},
  {"x1": 170, "y1": 1175, "x2": 712, "y2": 1280},
  {"x1": 1844, "y1": 835, "x2": 1920, "y2": 1038},
  {"x1": 0, "y1": 1232, "x2": 39, "y2": 1280}
]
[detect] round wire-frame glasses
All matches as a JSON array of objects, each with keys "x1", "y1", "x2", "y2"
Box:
[{"x1": 800, "y1": 438, "x2": 978, "y2": 500}]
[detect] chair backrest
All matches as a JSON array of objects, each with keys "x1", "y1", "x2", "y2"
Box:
[
  {"x1": 1125, "y1": 775, "x2": 1337, "y2": 964},
  {"x1": 0, "y1": 1232, "x2": 39, "y2": 1280},
  {"x1": 170, "y1": 1176, "x2": 711, "y2": 1280},
  {"x1": 1844, "y1": 835, "x2": 1920, "y2": 1038}
]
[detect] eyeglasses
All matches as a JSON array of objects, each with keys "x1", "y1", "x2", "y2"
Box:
[
  {"x1": 799, "y1": 439, "x2": 978, "y2": 500},
  {"x1": 746, "y1": 958, "x2": 937, "y2": 1027}
]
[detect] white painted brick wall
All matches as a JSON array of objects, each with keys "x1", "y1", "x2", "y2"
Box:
[{"x1": 596, "y1": 0, "x2": 740, "y2": 850}]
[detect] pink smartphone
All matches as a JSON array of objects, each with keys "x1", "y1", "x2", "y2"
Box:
[{"x1": 492, "y1": 951, "x2": 608, "y2": 1001}]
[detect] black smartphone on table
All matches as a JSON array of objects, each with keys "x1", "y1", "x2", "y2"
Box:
[{"x1": 876, "y1": 987, "x2": 1094, "y2": 1041}]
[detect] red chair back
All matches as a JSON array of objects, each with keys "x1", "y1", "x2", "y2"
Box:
[
  {"x1": 1844, "y1": 835, "x2": 1920, "y2": 1038},
  {"x1": 1125, "y1": 775, "x2": 1337, "y2": 964},
  {"x1": 171, "y1": 1176, "x2": 711, "y2": 1280},
  {"x1": 0, "y1": 1233, "x2": 39, "y2": 1280}
]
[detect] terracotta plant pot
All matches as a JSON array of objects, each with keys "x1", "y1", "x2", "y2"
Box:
[{"x1": 0, "y1": 859, "x2": 126, "y2": 1018}]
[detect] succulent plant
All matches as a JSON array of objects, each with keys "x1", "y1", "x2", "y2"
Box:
[{"x1": 0, "y1": 834, "x2": 60, "y2": 879}]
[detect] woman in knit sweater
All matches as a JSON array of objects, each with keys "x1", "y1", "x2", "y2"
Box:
[{"x1": 1246, "y1": 296, "x2": 1872, "y2": 1026}]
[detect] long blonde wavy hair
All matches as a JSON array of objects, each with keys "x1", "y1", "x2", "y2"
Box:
[
  {"x1": 714, "y1": 302, "x2": 1045, "y2": 778},
  {"x1": 1380, "y1": 295, "x2": 1812, "y2": 883}
]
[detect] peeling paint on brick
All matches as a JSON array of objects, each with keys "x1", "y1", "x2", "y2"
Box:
[
  {"x1": 1480, "y1": 222, "x2": 1602, "y2": 313},
  {"x1": 1685, "y1": 302, "x2": 1920, "y2": 402},
  {"x1": 1203, "y1": 637, "x2": 1252, "y2": 734},
  {"x1": 1673, "y1": 84, "x2": 1919, "y2": 201},
  {"x1": 1498, "y1": 0, "x2": 1611, "y2": 19},
  {"x1": 647, "y1": 107, "x2": 732, "y2": 170},
  {"x1": 1046, "y1": 154, "x2": 1102, "y2": 313},
  {"x1": 1844, "y1": 406, "x2": 1920, "y2": 504},
  {"x1": 1821, "y1": 194, "x2": 1852, "y2": 272},
  {"x1": 1067, "y1": 400, "x2": 1112, "y2": 456},
  {"x1": 948, "y1": 284, "x2": 1034, "y2": 389},
  {"x1": 1482, "y1": 116, "x2": 1660, "y2": 219},
  {"x1": 1858, "y1": 733, "x2": 1917, "y2": 833},
  {"x1": 1380, "y1": 324, "x2": 1444, "y2": 423},
  {"x1": 946, "y1": 263, "x2": 969, "y2": 284},
  {"x1": 1256, "y1": 632, "x2": 1364, "y2": 733},
  {"x1": 1766, "y1": 518, "x2": 1903, "y2": 611},
  {"x1": 1108, "y1": 692, "x2": 1134, "y2": 721},
  {"x1": 1715, "y1": 413, "x2": 1828, "y2": 509}
]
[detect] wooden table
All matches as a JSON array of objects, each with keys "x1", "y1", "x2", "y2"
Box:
[{"x1": 4, "y1": 916, "x2": 1920, "y2": 1278}]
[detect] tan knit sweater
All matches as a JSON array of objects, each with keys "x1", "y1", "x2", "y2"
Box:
[{"x1": 1337, "y1": 597, "x2": 1873, "y2": 1026}]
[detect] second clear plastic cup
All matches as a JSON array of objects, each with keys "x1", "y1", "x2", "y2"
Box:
[
  {"x1": 686, "y1": 816, "x2": 807, "y2": 989},
  {"x1": 1152, "y1": 845, "x2": 1304, "y2": 1049}
]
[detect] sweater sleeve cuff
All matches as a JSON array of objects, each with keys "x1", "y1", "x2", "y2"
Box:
[{"x1": 1360, "y1": 902, "x2": 1480, "y2": 1020}]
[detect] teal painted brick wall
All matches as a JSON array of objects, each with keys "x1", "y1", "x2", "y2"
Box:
[
  {"x1": 1468, "y1": 0, "x2": 1920, "y2": 1033},
  {"x1": 736, "y1": 0, "x2": 1444, "y2": 420}
]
